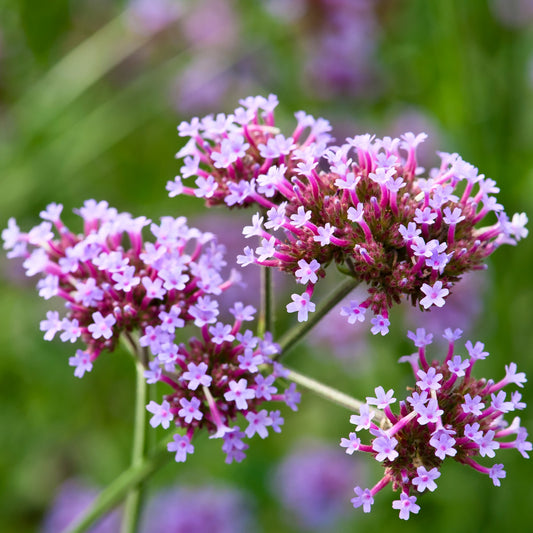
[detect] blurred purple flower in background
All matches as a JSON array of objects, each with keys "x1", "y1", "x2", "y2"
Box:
[
  {"x1": 182, "y1": 0, "x2": 239, "y2": 49},
  {"x1": 127, "y1": 0, "x2": 183, "y2": 35},
  {"x1": 41, "y1": 479, "x2": 121, "y2": 533},
  {"x1": 262, "y1": 0, "x2": 382, "y2": 99},
  {"x1": 303, "y1": 0, "x2": 379, "y2": 99},
  {"x1": 272, "y1": 442, "x2": 363, "y2": 530},
  {"x1": 42, "y1": 479, "x2": 253, "y2": 533},
  {"x1": 490, "y1": 0, "x2": 533, "y2": 28},
  {"x1": 139, "y1": 484, "x2": 254, "y2": 533}
]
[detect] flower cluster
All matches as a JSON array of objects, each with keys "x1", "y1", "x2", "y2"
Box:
[
  {"x1": 2, "y1": 200, "x2": 237, "y2": 375},
  {"x1": 167, "y1": 93, "x2": 333, "y2": 207},
  {"x1": 2, "y1": 201, "x2": 299, "y2": 462},
  {"x1": 340, "y1": 327, "x2": 531, "y2": 519},
  {"x1": 169, "y1": 94, "x2": 527, "y2": 333},
  {"x1": 146, "y1": 304, "x2": 299, "y2": 464}
]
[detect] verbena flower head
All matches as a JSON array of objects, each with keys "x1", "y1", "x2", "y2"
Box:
[
  {"x1": 341, "y1": 327, "x2": 530, "y2": 520},
  {"x1": 2, "y1": 201, "x2": 237, "y2": 375},
  {"x1": 169, "y1": 95, "x2": 527, "y2": 333},
  {"x1": 148, "y1": 305, "x2": 299, "y2": 464}
]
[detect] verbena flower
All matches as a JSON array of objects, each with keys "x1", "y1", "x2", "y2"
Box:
[
  {"x1": 170, "y1": 94, "x2": 527, "y2": 333},
  {"x1": 340, "y1": 327, "x2": 530, "y2": 520}
]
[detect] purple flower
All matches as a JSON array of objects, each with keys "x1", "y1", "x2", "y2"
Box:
[
  {"x1": 416, "y1": 367, "x2": 443, "y2": 391},
  {"x1": 178, "y1": 397, "x2": 203, "y2": 424},
  {"x1": 224, "y1": 379, "x2": 256, "y2": 410},
  {"x1": 366, "y1": 386, "x2": 396, "y2": 409},
  {"x1": 168, "y1": 95, "x2": 525, "y2": 336},
  {"x1": 88, "y1": 312, "x2": 116, "y2": 340},
  {"x1": 340, "y1": 432, "x2": 361, "y2": 455},
  {"x1": 462, "y1": 394, "x2": 485, "y2": 416},
  {"x1": 489, "y1": 464, "x2": 506, "y2": 486},
  {"x1": 167, "y1": 434, "x2": 194, "y2": 463},
  {"x1": 392, "y1": 493, "x2": 420, "y2": 520},
  {"x1": 372, "y1": 433, "x2": 399, "y2": 462},
  {"x1": 370, "y1": 314, "x2": 390, "y2": 336},
  {"x1": 295, "y1": 258, "x2": 320, "y2": 285},
  {"x1": 286, "y1": 292, "x2": 315, "y2": 322},
  {"x1": 146, "y1": 400, "x2": 174, "y2": 429},
  {"x1": 414, "y1": 398, "x2": 443, "y2": 425},
  {"x1": 340, "y1": 299, "x2": 367, "y2": 324},
  {"x1": 420, "y1": 281, "x2": 449, "y2": 309},
  {"x1": 245, "y1": 409, "x2": 272, "y2": 438},
  {"x1": 412, "y1": 466, "x2": 440, "y2": 492},
  {"x1": 350, "y1": 404, "x2": 374, "y2": 431},
  {"x1": 351, "y1": 487, "x2": 374, "y2": 513},
  {"x1": 430, "y1": 430, "x2": 457, "y2": 460},
  {"x1": 40, "y1": 310, "x2": 62, "y2": 341},
  {"x1": 68, "y1": 350, "x2": 93, "y2": 378}
]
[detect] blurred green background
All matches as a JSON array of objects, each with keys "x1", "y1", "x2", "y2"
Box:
[{"x1": 1, "y1": 0, "x2": 533, "y2": 532}]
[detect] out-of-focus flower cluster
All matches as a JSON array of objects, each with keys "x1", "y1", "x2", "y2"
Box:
[
  {"x1": 168, "y1": 94, "x2": 528, "y2": 333},
  {"x1": 42, "y1": 479, "x2": 253, "y2": 533},
  {"x1": 272, "y1": 442, "x2": 362, "y2": 531},
  {"x1": 2, "y1": 201, "x2": 299, "y2": 463},
  {"x1": 341, "y1": 327, "x2": 531, "y2": 520},
  {"x1": 41, "y1": 479, "x2": 122, "y2": 533},
  {"x1": 139, "y1": 484, "x2": 253, "y2": 533}
]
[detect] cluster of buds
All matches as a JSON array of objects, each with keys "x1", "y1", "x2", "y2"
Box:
[
  {"x1": 340, "y1": 327, "x2": 531, "y2": 519},
  {"x1": 2, "y1": 201, "x2": 298, "y2": 461},
  {"x1": 168, "y1": 94, "x2": 528, "y2": 333}
]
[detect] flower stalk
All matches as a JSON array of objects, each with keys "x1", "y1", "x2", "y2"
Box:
[
  {"x1": 286, "y1": 367, "x2": 387, "y2": 425},
  {"x1": 121, "y1": 345, "x2": 149, "y2": 533},
  {"x1": 276, "y1": 277, "x2": 360, "y2": 358}
]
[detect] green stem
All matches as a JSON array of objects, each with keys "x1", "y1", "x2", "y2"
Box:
[
  {"x1": 258, "y1": 266, "x2": 273, "y2": 338},
  {"x1": 120, "y1": 356, "x2": 149, "y2": 533},
  {"x1": 275, "y1": 278, "x2": 359, "y2": 359},
  {"x1": 65, "y1": 439, "x2": 171, "y2": 533},
  {"x1": 286, "y1": 367, "x2": 387, "y2": 425}
]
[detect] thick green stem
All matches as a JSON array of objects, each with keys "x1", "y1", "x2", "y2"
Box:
[
  {"x1": 286, "y1": 367, "x2": 387, "y2": 425},
  {"x1": 275, "y1": 278, "x2": 359, "y2": 359},
  {"x1": 65, "y1": 439, "x2": 171, "y2": 533},
  {"x1": 120, "y1": 356, "x2": 149, "y2": 533}
]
